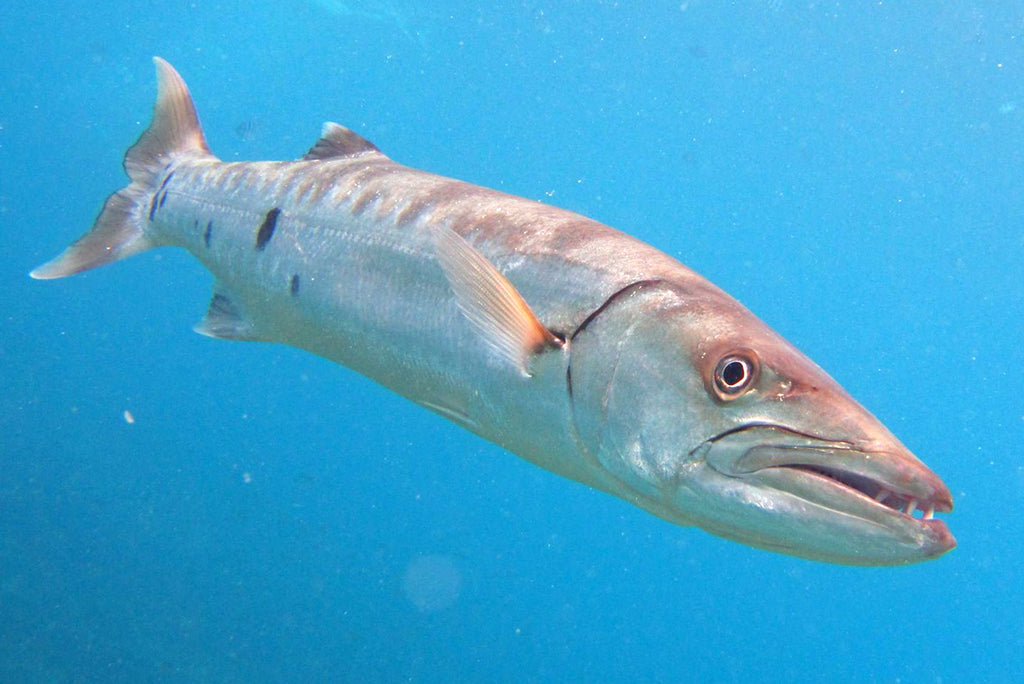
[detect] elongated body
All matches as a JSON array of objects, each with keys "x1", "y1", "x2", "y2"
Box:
[{"x1": 34, "y1": 59, "x2": 954, "y2": 564}]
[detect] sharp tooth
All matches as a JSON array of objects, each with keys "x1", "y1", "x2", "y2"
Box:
[
  {"x1": 905, "y1": 499, "x2": 917, "y2": 517},
  {"x1": 923, "y1": 506, "x2": 934, "y2": 520},
  {"x1": 874, "y1": 489, "x2": 890, "y2": 502}
]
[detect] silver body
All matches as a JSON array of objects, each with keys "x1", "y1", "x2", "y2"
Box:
[
  {"x1": 32, "y1": 59, "x2": 955, "y2": 565},
  {"x1": 164, "y1": 154, "x2": 714, "y2": 497}
]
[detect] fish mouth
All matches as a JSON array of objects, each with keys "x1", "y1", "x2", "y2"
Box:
[
  {"x1": 780, "y1": 462, "x2": 948, "y2": 520},
  {"x1": 698, "y1": 424, "x2": 955, "y2": 564}
]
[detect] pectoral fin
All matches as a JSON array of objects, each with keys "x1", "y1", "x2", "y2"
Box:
[{"x1": 433, "y1": 225, "x2": 562, "y2": 376}]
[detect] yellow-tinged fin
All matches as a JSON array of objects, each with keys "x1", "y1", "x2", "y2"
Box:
[
  {"x1": 433, "y1": 224, "x2": 562, "y2": 376},
  {"x1": 30, "y1": 57, "x2": 213, "y2": 280}
]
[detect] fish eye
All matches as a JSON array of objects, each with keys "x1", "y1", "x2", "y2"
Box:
[{"x1": 713, "y1": 352, "x2": 758, "y2": 399}]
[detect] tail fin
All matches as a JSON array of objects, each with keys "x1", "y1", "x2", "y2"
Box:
[{"x1": 31, "y1": 57, "x2": 212, "y2": 280}]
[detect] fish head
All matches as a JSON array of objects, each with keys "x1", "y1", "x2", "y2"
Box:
[{"x1": 569, "y1": 280, "x2": 954, "y2": 565}]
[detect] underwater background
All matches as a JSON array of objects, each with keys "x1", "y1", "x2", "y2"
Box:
[{"x1": 2, "y1": 2, "x2": 1022, "y2": 681}]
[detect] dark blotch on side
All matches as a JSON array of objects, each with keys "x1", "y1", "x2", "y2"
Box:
[
  {"x1": 203, "y1": 220, "x2": 213, "y2": 248},
  {"x1": 289, "y1": 274, "x2": 300, "y2": 296},
  {"x1": 255, "y1": 208, "x2": 281, "y2": 251},
  {"x1": 158, "y1": 170, "x2": 175, "y2": 192},
  {"x1": 149, "y1": 171, "x2": 175, "y2": 221}
]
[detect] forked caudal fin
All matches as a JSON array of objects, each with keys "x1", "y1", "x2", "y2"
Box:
[{"x1": 30, "y1": 57, "x2": 214, "y2": 280}]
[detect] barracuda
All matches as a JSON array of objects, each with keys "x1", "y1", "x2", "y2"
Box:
[{"x1": 32, "y1": 58, "x2": 955, "y2": 565}]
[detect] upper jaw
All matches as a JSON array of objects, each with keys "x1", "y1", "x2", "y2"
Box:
[{"x1": 696, "y1": 424, "x2": 955, "y2": 564}]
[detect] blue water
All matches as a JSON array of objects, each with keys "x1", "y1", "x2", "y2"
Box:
[{"x1": 2, "y1": 2, "x2": 1021, "y2": 681}]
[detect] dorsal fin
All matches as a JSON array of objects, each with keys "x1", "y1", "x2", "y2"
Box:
[
  {"x1": 432, "y1": 224, "x2": 562, "y2": 376},
  {"x1": 302, "y1": 122, "x2": 381, "y2": 160}
]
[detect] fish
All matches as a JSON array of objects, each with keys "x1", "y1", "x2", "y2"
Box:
[{"x1": 32, "y1": 58, "x2": 955, "y2": 565}]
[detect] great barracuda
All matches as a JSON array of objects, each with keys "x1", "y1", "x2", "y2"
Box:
[{"x1": 32, "y1": 58, "x2": 955, "y2": 565}]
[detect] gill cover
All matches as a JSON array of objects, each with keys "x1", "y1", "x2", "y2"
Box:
[{"x1": 568, "y1": 280, "x2": 706, "y2": 524}]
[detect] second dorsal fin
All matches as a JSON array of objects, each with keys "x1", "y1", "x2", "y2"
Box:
[{"x1": 302, "y1": 122, "x2": 381, "y2": 160}]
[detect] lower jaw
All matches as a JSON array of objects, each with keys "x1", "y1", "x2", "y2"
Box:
[{"x1": 733, "y1": 469, "x2": 955, "y2": 562}]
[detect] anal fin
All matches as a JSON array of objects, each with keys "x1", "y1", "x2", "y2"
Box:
[
  {"x1": 194, "y1": 287, "x2": 258, "y2": 341},
  {"x1": 433, "y1": 224, "x2": 562, "y2": 376}
]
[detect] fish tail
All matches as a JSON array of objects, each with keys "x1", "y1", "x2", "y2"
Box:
[{"x1": 31, "y1": 57, "x2": 212, "y2": 280}]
